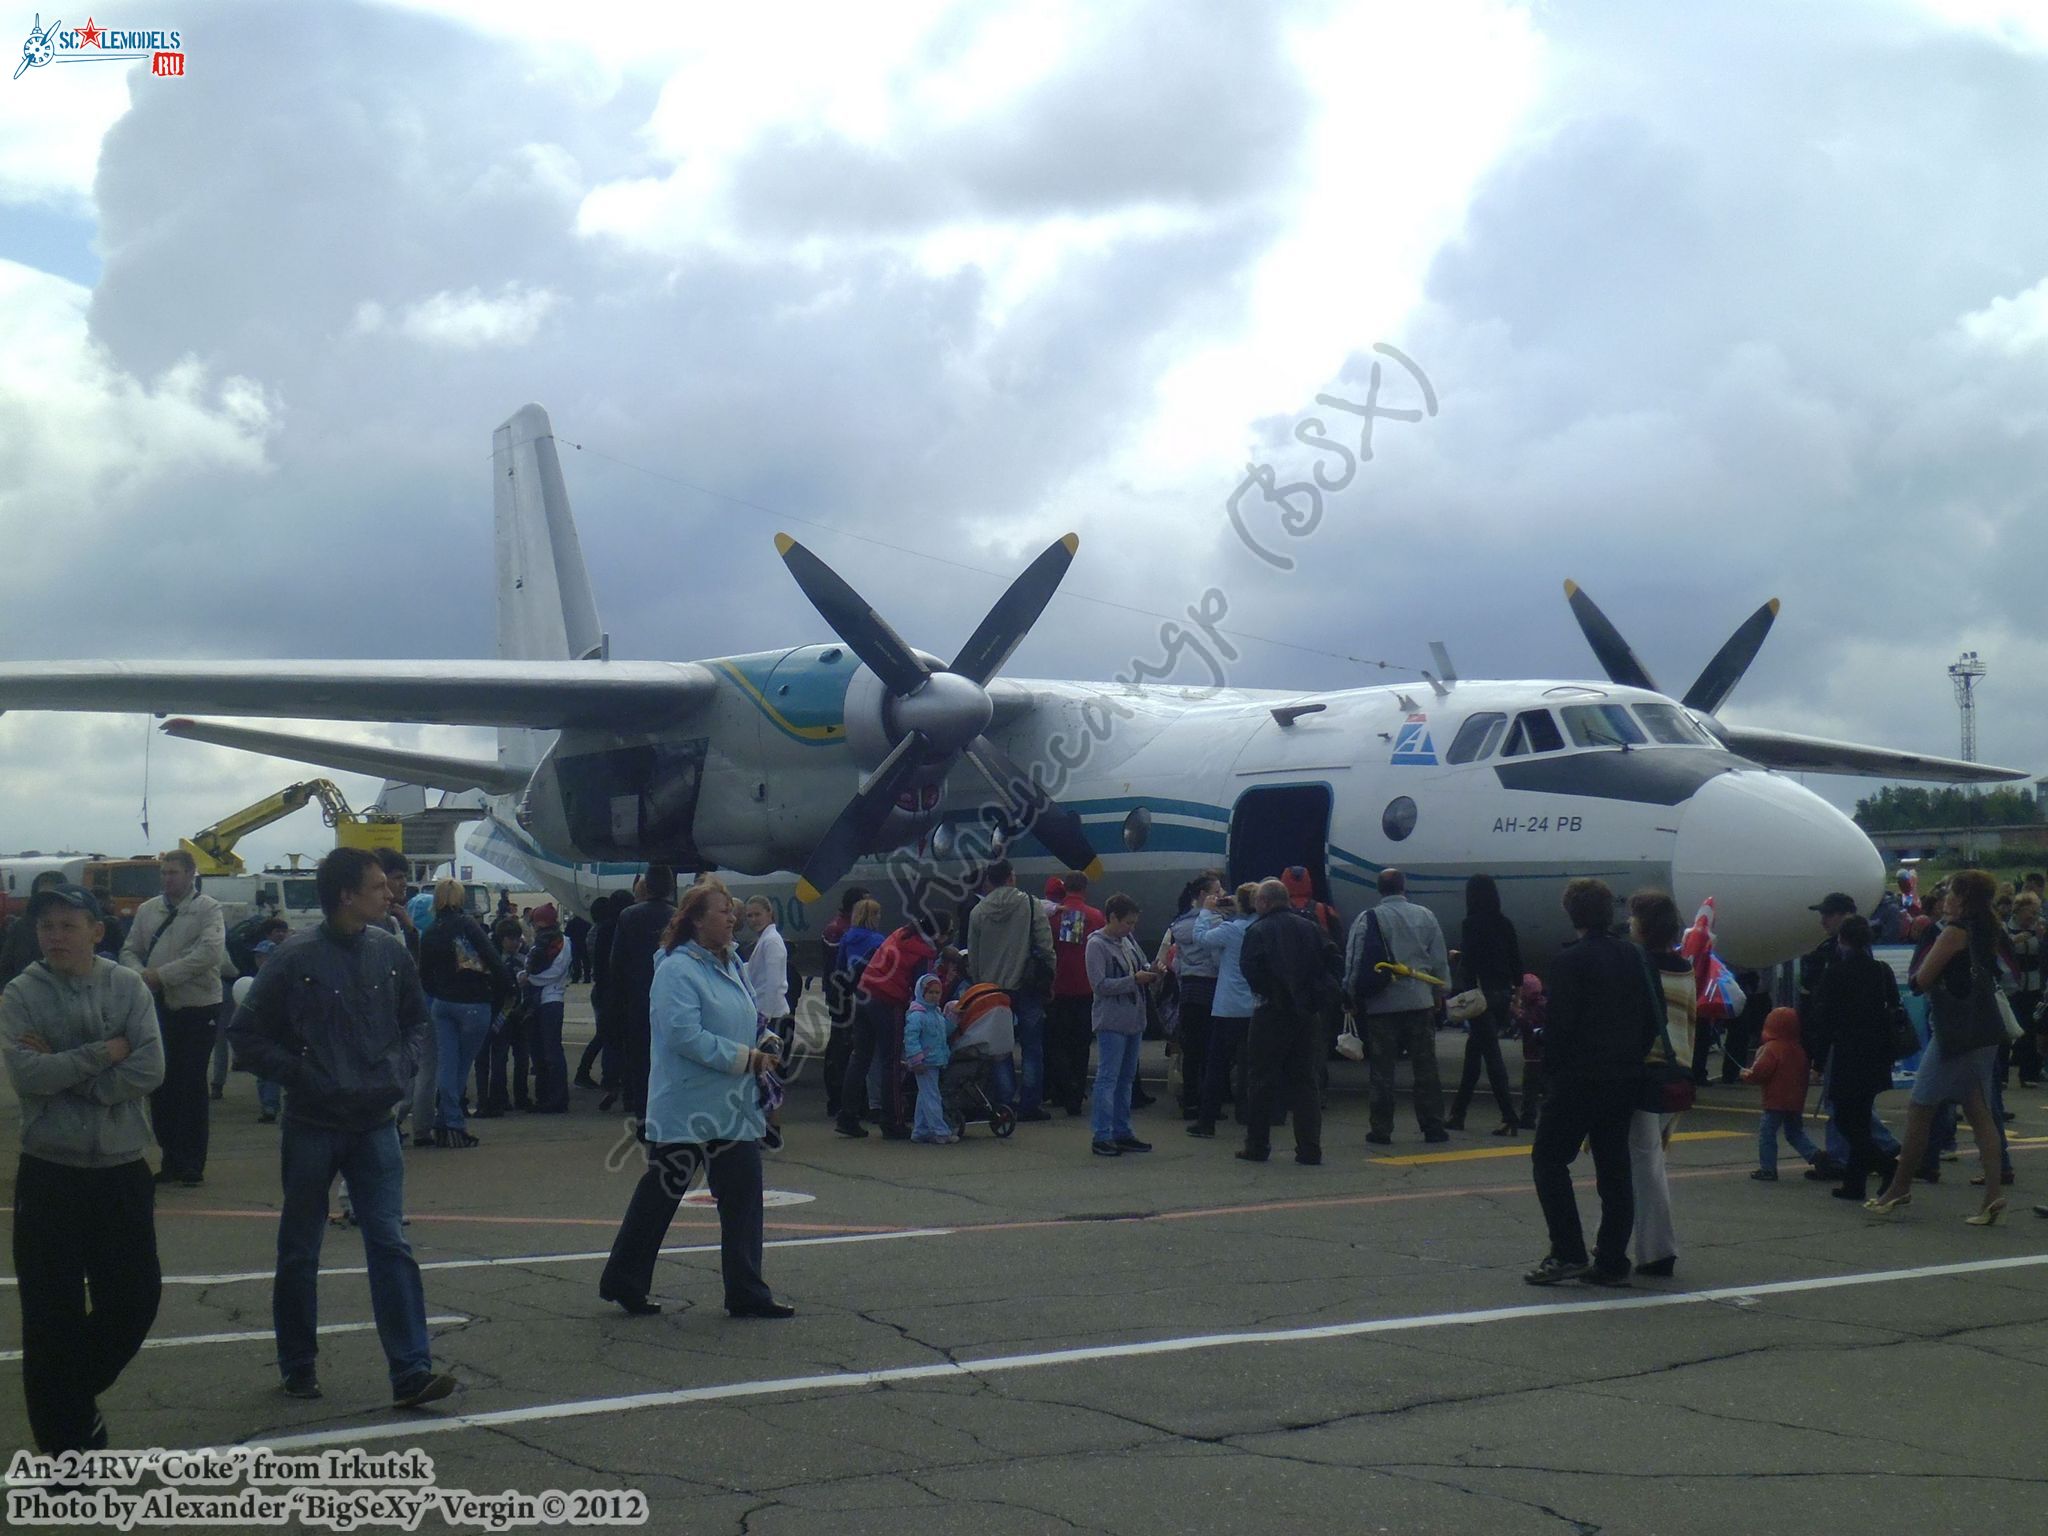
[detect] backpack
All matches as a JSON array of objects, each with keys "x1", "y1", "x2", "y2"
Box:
[
  {"x1": 1350, "y1": 910, "x2": 1394, "y2": 1010},
  {"x1": 420, "y1": 914, "x2": 499, "y2": 999},
  {"x1": 224, "y1": 913, "x2": 271, "y2": 977}
]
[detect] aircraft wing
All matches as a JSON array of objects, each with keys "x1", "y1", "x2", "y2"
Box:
[
  {"x1": 160, "y1": 719, "x2": 531, "y2": 796},
  {"x1": 1715, "y1": 725, "x2": 2028, "y2": 784},
  {"x1": 0, "y1": 660, "x2": 717, "y2": 729}
]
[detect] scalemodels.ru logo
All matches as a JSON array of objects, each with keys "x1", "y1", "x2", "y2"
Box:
[{"x1": 14, "y1": 14, "x2": 184, "y2": 79}]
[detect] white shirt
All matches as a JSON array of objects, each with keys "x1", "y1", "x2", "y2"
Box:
[{"x1": 744, "y1": 922, "x2": 789, "y2": 1019}]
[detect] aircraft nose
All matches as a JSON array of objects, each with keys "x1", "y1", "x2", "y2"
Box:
[{"x1": 1672, "y1": 772, "x2": 1884, "y2": 967}]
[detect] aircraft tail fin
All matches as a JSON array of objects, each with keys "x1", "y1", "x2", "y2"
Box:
[{"x1": 493, "y1": 403, "x2": 604, "y2": 769}]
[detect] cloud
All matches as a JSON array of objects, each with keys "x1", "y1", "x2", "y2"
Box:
[{"x1": 354, "y1": 283, "x2": 561, "y2": 348}]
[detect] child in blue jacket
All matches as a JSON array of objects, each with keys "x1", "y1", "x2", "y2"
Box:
[{"x1": 904, "y1": 973, "x2": 955, "y2": 1144}]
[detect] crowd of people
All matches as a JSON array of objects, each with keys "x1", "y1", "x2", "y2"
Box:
[{"x1": 4, "y1": 841, "x2": 2042, "y2": 1457}]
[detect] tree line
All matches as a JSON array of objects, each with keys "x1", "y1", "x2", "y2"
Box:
[{"x1": 1853, "y1": 785, "x2": 2041, "y2": 831}]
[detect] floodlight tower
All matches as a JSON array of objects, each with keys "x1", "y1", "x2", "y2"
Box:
[{"x1": 1949, "y1": 650, "x2": 1987, "y2": 763}]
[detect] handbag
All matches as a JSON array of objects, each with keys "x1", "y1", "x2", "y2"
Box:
[
  {"x1": 1446, "y1": 988, "x2": 1487, "y2": 1022},
  {"x1": 1997, "y1": 990, "x2": 2024, "y2": 1043},
  {"x1": 1335, "y1": 1019, "x2": 1365, "y2": 1061},
  {"x1": 1930, "y1": 929, "x2": 2006, "y2": 1056},
  {"x1": 1639, "y1": 953, "x2": 1696, "y2": 1115},
  {"x1": 1880, "y1": 970, "x2": 1918, "y2": 1061}
]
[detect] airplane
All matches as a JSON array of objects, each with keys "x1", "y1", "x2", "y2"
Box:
[{"x1": 0, "y1": 404, "x2": 2023, "y2": 968}]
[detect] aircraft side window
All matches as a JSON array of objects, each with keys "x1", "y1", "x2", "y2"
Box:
[
  {"x1": 1501, "y1": 709, "x2": 1565, "y2": 758},
  {"x1": 1445, "y1": 712, "x2": 1508, "y2": 765},
  {"x1": 1633, "y1": 702, "x2": 1711, "y2": 746},
  {"x1": 1561, "y1": 703, "x2": 1646, "y2": 749}
]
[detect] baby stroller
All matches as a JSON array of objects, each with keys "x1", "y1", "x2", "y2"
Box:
[{"x1": 939, "y1": 983, "x2": 1017, "y2": 1139}]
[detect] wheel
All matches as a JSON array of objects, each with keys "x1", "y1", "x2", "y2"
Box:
[{"x1": 991, "y1": 1104, "x2": 1017, "y2": 1139}]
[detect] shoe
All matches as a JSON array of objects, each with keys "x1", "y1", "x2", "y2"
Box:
[
  {"x1": 1234, "y1": 1147, "x2": 1270, "y2": 1163},
  {"x1": 2032, "y1": 1205, "x2": 2048, "y2": 1218},
  {"x1": 1582, "y1": 1266, "x2": 1633, "y2": 1287},
  {"x1": 1091, "y1": 1140, "x2": 1123, "y2": 1157},
  {"x1": 412, "y1": 1135, "x2": 436, "y2": 1149},
  {"x1": 473, "y1": 1108, "x2": 504, "y2": 1120},
  {"x1": 152, "y1": 1167, "x2": 180, "y2": 1185},
  {"x1": 1634, "y1": 1257, "x2": 1676, "y2": 1278},
  {"x1": 1062, "y1": 1102, "x2": 1084, "y2": 1117},
  {"x1": 280, "y1": 1369, "x2": 322, "y2": 1400},
  {"x1": 1423, "y1": 1130, "x2": 1451, "y2": 1144},
  {"x1": 879, "y1": 1126, "x2": 912, "y2": 1141},
  {"x1": 1365, "y1": 1132, "x2": 1392, "y2": 1146},
  {"x1": 833, "y1": 1120, "x2": 870, "y2": 1139},
  {"x1": 1017, "y1": 1108, "x2": 1053, "y2": 1122},
  {"x1": 1750, "y1": 1169, "x2": 1778, "y2": 1182},
  {"x1": 1966, "y1": 1198, "x2": 2009, "y2": 1227},
  {"x1": 1185, "y1": 1122, "x2": 1216, "y2": 1138},
  {"x1": 599, "y1": 1093, "x2": 618, "y2": 1112},
  {"x1": 573, "y1": 1074, "x2": 599, "y2": 1090},
  {"x1": 1913, "y1": 1167, "x2": 1940, "y2": 1184},
  {"x1": 599, "y1": 1288, "x2": 661, "y2": 1316},
  {"x1": 763, "y1": 1125, "x2": 784, "y2": 1152},
  {"x1": 1831, "y1": 1188, "x2": 1869, "y2": 1201},
  {"x1": 2002, "y1": 1109, "x2": 2016, "y2": 1123},
  {"x1": 436, "y1": 1128, "x2": 480, "y2": 1148},
  {"x1": 1523, "y1": 1256, "x2": 1589, "y2": 1286},
  {"x1": 728, "y1": 1300, "x2": 796, "y2": 1320},
  {"x1": 1803, "y1": 1166, "x2": 1840, "y2": 1182},
  {"x1": 209, "y1": 1085, "x2": 223, "y2": 1101},
  {"x1": 1863, "y1": 1192, "x2": 1911, "y2": 1214},
  {"x1": 1131, "y1": 1090, "x2": 1155, "y2": 1108},
  {"x1": 1969, "y1": 1172, "x2": 2017, "y2": 1187},
  {"x1": 257, "y1": 1111, "x2": 277, "y2": 1124},
  {"x1": 1443, "y1": 1115, "x2": 1466, "y2": 1132},
  {"x1": 1114, "y1": 1137, "x2": 1153, "y2": 1153},
  {"x1": 1491, "y1": 1122, "x2": 1518, "y2": 1137},
  {"x1": 177, "y1": 1176, "x2": 203, "y2": 1188},
  {"x1": 1294, "y1": 1152, "x2": 1323, "y2": 1166},
  {"x1": 392, "y1": 1371, "x2": 458, "y2": 1409}
]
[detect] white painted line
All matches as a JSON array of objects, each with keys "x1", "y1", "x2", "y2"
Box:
[
  {"x1": 0, "y1": 1316, "x2": 468, "y2": 1363},
  {"x1": 0, "y1": 1227, "x2": 954, "y2": 1289},
  {"x1": 244, "y1": 1250, "x2": 2048, "y2": 1452}
]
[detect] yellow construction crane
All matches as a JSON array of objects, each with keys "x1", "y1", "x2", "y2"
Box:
[{"x1": 180, "y1": 780, "x2": 403, "y2": 877}]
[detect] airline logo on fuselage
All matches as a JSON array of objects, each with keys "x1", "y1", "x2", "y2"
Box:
[{"x1": 1391, "y1": 714, "x2": 1436, "y2": 766}]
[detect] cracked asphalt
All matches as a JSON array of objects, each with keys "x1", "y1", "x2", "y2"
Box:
[{"x1": 5, "y1": 988, "x2": 2046, "y2": 1535}]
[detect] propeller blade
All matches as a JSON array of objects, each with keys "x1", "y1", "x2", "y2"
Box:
[
  {"x1": 793, "y1": 731, "x2": 931, "y2": 904},
  {"x1": 1681, "y1": 598, "x2": 1780, "y2": 714},
  {"x1": 962, "y1": 735, "x2": 1103, "y2": 878},
  {"x1": 948, "y1": 533, "x2": 1079, "y2": 685},
  {"x1": 775, "y1": 534, "x2": 929, "y2": 696},
  {"x1": 1562, "y1": 580, "x2": 1659, "y2": 693}
]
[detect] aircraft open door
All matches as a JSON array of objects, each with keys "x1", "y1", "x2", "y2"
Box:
[{"x1": 1227, "y1": 783, "x2": 1335, "y2": 906}]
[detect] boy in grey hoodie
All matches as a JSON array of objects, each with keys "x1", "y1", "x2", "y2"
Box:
[{"x1": 0, "y1": 884, "x2": 164, "y2": 1454}]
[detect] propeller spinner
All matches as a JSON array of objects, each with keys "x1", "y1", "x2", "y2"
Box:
[
  {"x1": 775, "y1": 532, "x2": 1105, "y2": 902},
  {"x1": 1563, "y1": 580, "x2": 1779, "y2": 717}
]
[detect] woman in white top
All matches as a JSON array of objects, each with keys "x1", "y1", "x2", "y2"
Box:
[{"x1": 1628, "y1": 890, "x2": 1696, "y2": 1279}]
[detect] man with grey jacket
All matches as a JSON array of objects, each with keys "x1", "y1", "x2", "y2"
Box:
[
  {"x1": 120, "y1": 849, "x2": 225, "y2": 1186},
  {"x1": 966, "y1": 859, "x2": 1056, "y2": 1117},
  {"x1": 1344, "y1": 868, "x2": 1450, "y2": 1146},
  {"x1": 1, "y1": 884, "x2": 165, "y2": 1454}
]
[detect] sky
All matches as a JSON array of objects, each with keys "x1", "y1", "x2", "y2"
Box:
[{"x1": 0, "y1": 0, "x2": 2045, "y2": 877}]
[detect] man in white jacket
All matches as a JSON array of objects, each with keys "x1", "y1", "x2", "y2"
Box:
[{"x1": 120, "y1": 850, "x2": 226, "y2": 1186}]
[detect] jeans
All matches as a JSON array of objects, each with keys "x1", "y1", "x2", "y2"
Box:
[
  {"x1": 1531, "y1": 1077, "x2": 1637, "y2": 1272},
  {"x1": 150, "y1": 1005, "x2": 217, "y2": 1179},
  {"x1": 912, "y1": 1069, "x2": 950, "y2": 1141},
  {"x1": 1366, "y1": 1008, "x2": 1445, "y2": 1138},
  {"x1": 1197, "y1": 1016, "x2": 1251, "y2": 1128},
  {"x1": 1013, "y1": 990, "x2": 1048, "y2": 1114},
  {"x1": 1091, "y1": 1030, "x2": 1140, "y2": 1143},
  {"x1": 274, "y1": 1121, "x2": 431, "y2": 1390},
  {"x1": 1243, "y1": 1003, "x2": 1322, "y2": 1159},
  {"x1": 12, "y1": 1156, "x2": 161, "y2": 1452},
  {"x1": 408, "y1": 1013, "x2": 440, "y2": 1135},
  {"x1": 1758, "y1": 1109, "x2": 1819, "y2": 1173},
  {"x1": 531, "y1": 999, "x2": 568, "y2": 1111},
  {"x1": 432, "y1": 998, "x2": 494, "y2": 1132},
  {"x1": 1448, "y1": 994, "x2": 1515, "y2": 1125},
  {"x1": 258, "y1": 1078, "x2": 282, "y2": 1117},
  {"x1": 601, "y1": 1140, "x2": 771, "y2": 1311},
  {"x1": 1175, "y1": 977, "x2": 1215, "y2": 1112}
]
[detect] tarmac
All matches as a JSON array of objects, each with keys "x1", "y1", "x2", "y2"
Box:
[{"x1": 4, "y1": 987, "x2": 2047, "y2": 1535}]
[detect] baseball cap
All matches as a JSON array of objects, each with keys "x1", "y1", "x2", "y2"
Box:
[
  {"x1": 1809, "y1": 892, "x2": 1858, "y2": 917},
  {"x1": 27, "y1": 884, "x2": 103, "y2": 922}
]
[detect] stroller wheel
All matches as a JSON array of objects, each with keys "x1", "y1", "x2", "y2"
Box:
[{"x1": 991, "y1": 1104, "x2": 1017, "y2": 1139}]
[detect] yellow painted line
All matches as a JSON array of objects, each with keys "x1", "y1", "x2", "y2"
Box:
[{"x1": 1371, "y1": 1130, "x2": 1745, "y2": 1167}]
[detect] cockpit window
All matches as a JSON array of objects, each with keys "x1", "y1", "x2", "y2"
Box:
[
  {"x1": 1500, "y1": 709, "x2": 1565, "y2": 757},
  {"x1": 1561, "y1": 703, "x2": 1647, "y2": 750},
  {"x1": 1446, "y1": 712, "x2": 1508, "y2": 765},
  {"x1": 1632, "y1": 702, "x2": 1714, "y2": 746}
]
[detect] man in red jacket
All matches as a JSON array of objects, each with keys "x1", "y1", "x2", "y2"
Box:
[
  {"x1": 1047, "y1": 876, "x2": 1106, "y2": 1116},
  {"x1": 833, "y1": 919, "x2": 934, "y2": 1140}
]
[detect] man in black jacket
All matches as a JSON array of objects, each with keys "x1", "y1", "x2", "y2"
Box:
[
  {"x1": 228, "y1": 847, "x2": 456, "y2": 1410},
  {"x1": 1237, "y1": 880, "x2": 1336, "y2": 1166},
  {"x1": 1525, "y1": 879, "x2": 1655, "y2": 1286},
  {"x1": 607, "y1": 865, "x2": 677, "y2": 1122}
]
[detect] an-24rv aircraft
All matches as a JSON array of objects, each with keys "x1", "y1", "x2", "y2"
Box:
[{"x1": 0, "y1": 406, "x2": 2021, "y2": 966}]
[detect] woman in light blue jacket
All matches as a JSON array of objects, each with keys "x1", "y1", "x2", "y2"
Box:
[
  {"x1": 599, "y1": 884, "x2": 790, "y2": 1320},
  {"x1": 1187, "y1": 882, "x2": 1258, "y2": 1138}
]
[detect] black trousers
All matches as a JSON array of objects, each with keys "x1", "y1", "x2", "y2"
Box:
[
  {"x1": 1530, "y1": 1077, "x2": 1637, "y2": 1272},
  {"x1": 482, "y1": 1010, "x2": 533, "y2": 1111},
  {"x1": 1243, "y1": 1003, "x2": 1322, "y2": 1158},
  {"x1": 1449, "y1": 993, "x2": 1517, "y2": 1125},
  {"x1": 838, "y1": 997, "x2": 906, "y2": 1132},
  {"x1": 1046, "y1": 995, "x2": 1095, "y2": 1111},
  {"x1": 601, "y1": 1140, "x2": 770, "y2": 1312},
  {"x1": 2015, "y1": 991, "x2": 2043, "y2": 1082},
  {"x1": 1176, "y1": 978, "x2": 1216, "y2": 1111},
  {"x1": 1830, "y1": 1081, "x2": 1896, "y2": 1200},
  {"x1": 13, "y1": 1156, "x2": 161, "y2": 1452},
  {"x1": 149, "y1": 1006, "x2": 216, "y2": 1178},
  {"x1": 823, "y1": 1025, "x2": 852, "y2": 1118},
  {"x1": 1197, "y1": 1016, "x2": 1250, "y2": 1128}
]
